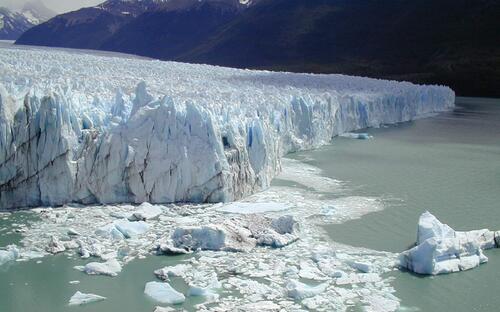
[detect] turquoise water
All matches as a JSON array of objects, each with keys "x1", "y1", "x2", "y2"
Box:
[{"x1": 289, "y1": 97, "x2": 500, "y2": 311}]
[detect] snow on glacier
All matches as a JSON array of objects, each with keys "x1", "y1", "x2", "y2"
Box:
[{"x1": 0, "y1": 45, "x2": 455, "y2": 209}]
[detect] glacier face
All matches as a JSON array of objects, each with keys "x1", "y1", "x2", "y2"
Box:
[{"x1": 0, "y1": 45, "x2": 455, "y2": 209}]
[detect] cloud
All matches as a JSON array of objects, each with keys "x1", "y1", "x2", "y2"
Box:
[{"x1": 0, "y1": 0, "x2": 104, "y2": 13}]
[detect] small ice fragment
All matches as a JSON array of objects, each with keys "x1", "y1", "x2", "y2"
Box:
[
  {"x1": 114, "y1": 220, "x2": 150, "y2": 238},
  {"x1": 129, "y1": 202, "x2": 162, "y2": 221},
  {"x1": 286, "y1": 280, "x2": 328, "y2": 300},
  {"x1": 340, "y1": 132, "x2": 373, "y2": 140},
  {"x1": 68, "y1": 291, "x2": 106, "y2": 306},
  {"x1": 350, "y1": 261, "x2": 373, "y2": 273}
]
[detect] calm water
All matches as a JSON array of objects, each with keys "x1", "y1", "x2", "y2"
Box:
[{"x1": 289, "y1": 97, "x2": 500, "y2": 311}]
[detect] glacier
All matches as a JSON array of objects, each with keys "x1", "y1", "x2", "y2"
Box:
[{"x1": 0, "y1": 45, "x2": 454, "y2": 209}]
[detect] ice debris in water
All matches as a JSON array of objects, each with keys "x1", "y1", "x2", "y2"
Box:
[
  {"x1": 170, "y1": 214, "x2": 299, "y2": 252},
  {"x1": 68, "y1": 291, "x2": 106, "y2": 306},
  {"x1": 0, "y1": 245, "x2": 19, "y2": 266},
  {"x1": 4, "y1": 160, "x2": 403, "y2": 311},
  {"x1": 399, "y1": 211, "x2": 500, "y2": 275},
  {"x1": 0, "y1": 44, "x2": 454, "y2": 209},
  {"x1": 339, "y1": 132, "x2": 373, "y2": 140},
  {"x1": 144, "y1": 281, "x2": 185, "y2": 305}
]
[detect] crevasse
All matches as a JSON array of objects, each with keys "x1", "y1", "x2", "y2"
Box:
[{"x1": 0, "y1": 46, "x2": 455, "y2": 209}]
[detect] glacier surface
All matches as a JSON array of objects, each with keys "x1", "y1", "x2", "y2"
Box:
[{"x1": 0, "y1": 45, "x2": 454, "y2": 209}]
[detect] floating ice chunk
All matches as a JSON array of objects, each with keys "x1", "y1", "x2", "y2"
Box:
[
  {"x1": 350, "y1": 261, "x2": 373, "y2": 273},
  {"x1": 171, "y1": 222, "x2": 255, "y2": 252},
  {"x1": 187, "y1": 272, "x2": 221, "y2": 300},
  {"x1": 129, "y1": 202, "x2": 162, "y2": 221},
  {"x1": 400, "y1": 211, "x2": 498, "y2": 275},
  {"x1": 95, "y1": 223, "x2": 126, "y2": 240},
  {"x1": 286, "y1": 280, "x2": 328, "y2": 300},
  {"x1": 67, "y1": 228, "x2": 80, "y2": 236},
  {"x1": 68, "y1": 291, "x2": 106, "y2": 306},
  {"x1": 156, "y1": 242, "x2": 192, "y2": 255},
  {"x1": 46, "y1": 236, "x2": 66, "y2": 254},
  {"x1": 339, "y1": 132, "x2": 373, "y2": 140},
  {"x1": 237, "y1": 301, "x2": 281, "y2": 311},
  {"x1": 153, "y1": 307, "x2": 176, "y2": 312},
  {"x1": 154, "y1": 264, "x2": 191, "y2": 280},
  {"x1": 144, "y1": 281, "x2": 185, "y2": 305},
  {"x1": 114, "y1": 220, "x2": 150, "y2": 238},
  {"x1": 78, "y1": 259, "x2": 122, "y2": 277},
  {"x1": 0, "y1": 245, "x2": 19, "y2": 266},
  {"x1": 218, "y1": 202, "x2": 290, "y2": 214}
]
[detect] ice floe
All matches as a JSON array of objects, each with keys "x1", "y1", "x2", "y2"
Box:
[
  {"x1": 144, "y1": 281, "x2": 185, "y2": 305},
  {"x1": 68, "y1": 291, "x2": 106, "y2": 306},
  {"x1": 76, "y1": 258, "x2": 122, "y2": 277}
]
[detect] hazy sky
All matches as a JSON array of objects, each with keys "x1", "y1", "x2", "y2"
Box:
[{"x1": 0, "y1": 0, "x2": 104, "y2": 13}]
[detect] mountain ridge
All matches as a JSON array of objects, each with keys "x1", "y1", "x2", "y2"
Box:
[{"x1": 15, "y1": 0, "x2": 500, "y2": 97}]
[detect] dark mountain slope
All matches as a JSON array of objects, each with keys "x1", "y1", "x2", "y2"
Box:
[
  {"x1": 182, "y1": 0, "x2": 500, "y2": 97},
  {"x1": 101, "y1": 1, "x2": 243, "y2": 59},
  {"x1": 15, "y1": 0, "x2": 500, "y2": 97}
]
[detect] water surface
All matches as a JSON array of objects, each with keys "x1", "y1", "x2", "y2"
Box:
[{"x1": 289, "y1": 97, "x2": 500, "y2": 311}]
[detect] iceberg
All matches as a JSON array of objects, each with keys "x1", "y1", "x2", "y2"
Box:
[
  {"x1": 144, "y1": 281, "x2": 185, "y2": 305},
  {"x1": 68, "y1": 291, "x2": 106, "y2": 306},
  {"x1": 0, "y1": 44, "x2": 454, "y2": 210},
  {"x1": 399, "y1": 212, "x2": 499, "y2": 275}
]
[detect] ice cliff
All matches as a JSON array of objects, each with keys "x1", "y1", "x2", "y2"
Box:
[{"x1": 0, "y1": 46, "x2": 455, "y2": 209}]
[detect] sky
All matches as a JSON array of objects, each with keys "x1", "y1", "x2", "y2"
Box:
[{"x1": 0, "y1": 0, "x2": 103, "y2": 13}]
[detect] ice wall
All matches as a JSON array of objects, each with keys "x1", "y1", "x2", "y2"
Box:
[{"x1": 0, "y1": 46, "x2": 455, "y2": 209}]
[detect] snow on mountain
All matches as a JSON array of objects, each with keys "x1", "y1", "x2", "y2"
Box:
[
  {"x1": 0, "y1": 7, "x2": 36, "y2": 39},
  {"x1": 0, "y1": 1, "x2": 55, "y2": 40},
  {"x1": 0, "y1": 45, "x2": 455, "y2": 209}
]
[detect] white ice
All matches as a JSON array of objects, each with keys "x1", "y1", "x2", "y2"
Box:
[
  {"x1": 400, "y1": 211, "x2": 499, "y2": 275},
  {"x1": 76, "y1": 258, "x2": 122, "y2": 277},
  {"x1": 0, "y1": 245, "x2": 18, "y2": 266},
  {"x1": 144, "y1": 281, "x2": 185, "y2": 305},
  {"x1": 217, "y1": 202, "x2": 289, "y2": 214},
  {"x1": 68, "y1": 291, "x2": 106, "y2": 306},
  {"x1": 0, "y1": 44, "x2": 455, "y2": 209}
]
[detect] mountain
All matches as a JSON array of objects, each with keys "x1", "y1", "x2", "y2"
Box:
[
  {"x1": 15, "y1": 0, "x2": 500, "y2": 97},
  {"x1": 0, "y1": 0, "x2": 55, "y2": 40},
  {"x1": 21, "y1": 0, "x2": 57, "y2": 24},
  {"x1": 0, "y1": 7, "x2": 36, "y2": 40},
  {"x1": 16, "y1": 0, "x2": 255, "y2": 50}
]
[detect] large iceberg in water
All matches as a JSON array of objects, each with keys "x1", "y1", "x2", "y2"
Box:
[
  {"x1": 0, "y1": 45, "x2": 455, "y2": 209},
  {"x1": 400, "y1": 212, "x2": 500, "y2": 275}
]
